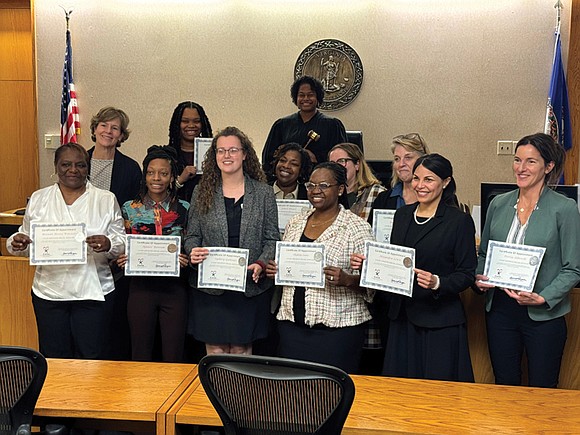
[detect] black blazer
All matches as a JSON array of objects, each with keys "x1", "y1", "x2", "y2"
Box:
[
  {"x1": 88, "y1": 147, "x2": 142, "y2": 207},
  {"x1": 389, "y1": 201, "x2": 476, "y2": 328}
]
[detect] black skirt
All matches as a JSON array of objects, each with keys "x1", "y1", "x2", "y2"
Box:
[
  {"x1": 277, "y1": 320, "x2": 366, "y2": 374},
  {"x1": 188, "y1": 288, "x2": 271, "y2": 345},
  {"x1": 383, "y1": 312, "x2": 474, "y2": 382}
]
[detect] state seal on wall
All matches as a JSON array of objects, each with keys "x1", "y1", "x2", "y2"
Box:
[{"x1": 294, "y1": 39, "x2": 363, "y2": 111}]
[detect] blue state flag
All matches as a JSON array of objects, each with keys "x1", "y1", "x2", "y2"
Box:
[{"x1": 544, "y1": 30, "x2": 572, "y2": 152}]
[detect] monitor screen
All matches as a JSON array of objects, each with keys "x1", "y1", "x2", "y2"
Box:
[
  {"x1": 367, "y1": 160, "x2": 393, "y2": 189},
  {"x1": 480, "y1": 183, "x2": 579, "y2": 231}
]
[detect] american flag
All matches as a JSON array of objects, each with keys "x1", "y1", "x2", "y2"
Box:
[{"x1": 60, "y1": 27, "x2": 80, "y2": 145}]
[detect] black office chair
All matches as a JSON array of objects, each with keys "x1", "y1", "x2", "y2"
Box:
[
  {"x1": 0, "y1": 346, "x2": 47, "y2": 435},
  {"x1": 198, "y1": 354, "x2": 355, "y2": 435}
]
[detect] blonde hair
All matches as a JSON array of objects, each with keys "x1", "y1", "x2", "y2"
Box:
[
  {"x1": 390, "y1": 133, "x2": 430, "y2": 187},
  {"x1": 329, "y1": 143, "x2": 381, "y2": 191}
]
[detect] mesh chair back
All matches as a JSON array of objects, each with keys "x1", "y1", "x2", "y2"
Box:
[
  {"x1": 0, "y1": 347, "x2": 47, "y2": 435},
  {"x1": 199, "y1": 354, "x2": 355, "y2": 435}
]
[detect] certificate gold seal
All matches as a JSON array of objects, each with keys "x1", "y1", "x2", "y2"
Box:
[
  {"x1": 313, "y1": 252, "x2": 323, "y2": 262},
  {"x1": 403, "y1": 257, "x2": 412, "y2": 268},
  {"x1": 167, "y1": 244, "x2": 178, "y2": 253},
  {"x1": 294, "y1": 39, "x2": 363, "y2": 111},
  {"x1": 238, "y1": 257, "x2": 246, "y2": 266},
  {"x1": 529, "y1": 256, "x2": 539, "y2": 266}
]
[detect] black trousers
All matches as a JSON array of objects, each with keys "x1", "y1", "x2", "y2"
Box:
[
  {"x1": 32, "y1": 291, "x2": 108, "y2": 359},
  {"x1": 486, "y1": 289, "x2": 567, "y2": 388},
  {"x1": 127, "y1": 277, "x2": 188, "y2": 362}
]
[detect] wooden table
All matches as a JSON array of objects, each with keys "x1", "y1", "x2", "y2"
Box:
[
  {"x1": 170, "y1": 374, "x2": 580, "y2": 434},
  {"x1": 35, "y1": 359, "x2": 198, "y2": 435}
]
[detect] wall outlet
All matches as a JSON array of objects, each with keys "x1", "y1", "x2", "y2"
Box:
[
  {"x1": 44, "y1": 134, "x2": 60, "y2": 149},
  {"x1": 497, "y1": 140, "x2": 513, "y2": 155}
]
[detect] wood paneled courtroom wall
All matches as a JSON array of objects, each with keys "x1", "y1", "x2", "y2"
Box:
[{"x1": 0, "y1": 0, "x2": 38, "y2": 211}]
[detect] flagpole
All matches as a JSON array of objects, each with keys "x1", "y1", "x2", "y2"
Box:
[{"x1": 59, "y1": 6, "x2": 72, "y2": 30}]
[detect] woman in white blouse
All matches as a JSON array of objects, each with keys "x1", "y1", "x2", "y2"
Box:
[{"x1": 7, "y1": 143, "x2": 125, "y2": 359}]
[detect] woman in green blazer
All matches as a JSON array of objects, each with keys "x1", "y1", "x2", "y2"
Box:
[{"x1": 475, "y1": 133, "x2": 580, "y2": 388}]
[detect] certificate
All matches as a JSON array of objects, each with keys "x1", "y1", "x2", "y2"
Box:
[
  {"x1": 360, "y1": 240, "x2": 415, "y2": 297},
  {"x1": 274, "y1": 241, "x2": 325, "y2": 288},
  {"x1": 30, "y1": 222, "x2": 87, "y2": 265},
  {"x1": 372, "y1": 209, "x2": 396, "y2": 243},
  {"x1": 125, "y1": 234, "x2": 181, "y2": 277},
  {"x1": 194, "y1": 137, "x2": 213, "y2": 174},
  {"x1": 198, "y1": 247, "x2": 249, "y2": 292},
  {"x1": 483, "y1": 240, "x2": 546, "y2": 292},
  {"x1": 276, "y1": 199, "x2": 312, "y2": 234}
]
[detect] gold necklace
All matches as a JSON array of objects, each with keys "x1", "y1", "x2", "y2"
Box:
[{"x1": 309, "y1": 211, "x2": 339, "y2": 228}]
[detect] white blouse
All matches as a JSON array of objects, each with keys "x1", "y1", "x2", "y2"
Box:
[{"x1": 7, "y1": 182, "x2": 125, "y2": 301}]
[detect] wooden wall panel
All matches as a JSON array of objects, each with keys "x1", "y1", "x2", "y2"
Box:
[
  {"x1": 463, "y1": 289, "x2": 580, "y2": 390},
  {"x1": 566, "y1": 0, "x2": 580, "y2": 183},
  {"x1": 0, "y1": 81, "x2": 39, "y2": 210},
  {"x1": 0, "y1": 8, "x2": 32, "y2": 81},
  {"x1": 0, "y1": 257, "x2": 38, "y2": 349}
]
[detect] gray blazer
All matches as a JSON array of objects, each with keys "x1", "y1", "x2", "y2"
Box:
[{"x1": 184, "y1": 176, "x2": 280, "y2": 296}]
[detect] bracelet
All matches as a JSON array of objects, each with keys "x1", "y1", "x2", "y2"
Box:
[{"x1": 175, "y1": 180, "x2": 184, "y2": 189}]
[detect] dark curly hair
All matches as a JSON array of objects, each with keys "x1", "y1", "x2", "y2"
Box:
[
  {"x1": 196, "y1": 126, "x2": 265, "y2": 214},
  {"x1": 290, "y1": 76, "x2": 325, "y2": 107},
  {"x1": 310, "y1": 161, "x2": 349, "y2": 209},
  {"x1": 270, "y1": 142, "x2": 313, "y2": 184},
  {"x1": 168, "y1": 101, "x2": 213, "y2": 168},
  {"x1": 136, "y1": 145, "x2": 180, "y2": 204}
]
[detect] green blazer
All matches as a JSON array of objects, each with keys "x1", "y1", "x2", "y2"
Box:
[{"x1": 477, "y1": 187, "x2": 580, "y2": 321}]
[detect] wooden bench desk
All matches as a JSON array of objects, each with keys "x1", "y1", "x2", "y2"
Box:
[
  {"x1": 170, "y1": 374, "x2": 580, "y2": 434},
  {"x1": 35, "y1": 359, "x2": 198, "y2": 435}
]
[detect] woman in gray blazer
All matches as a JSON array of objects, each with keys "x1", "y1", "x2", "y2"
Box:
[{"x1": 184, "y1": 126, "x2": 280, "y2": 356}]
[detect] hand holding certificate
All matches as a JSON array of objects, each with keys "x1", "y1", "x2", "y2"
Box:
[
  {"x1": 125, "y1": 234, "x2": 181, "y2": 277},
  {"x1": 360, "y1": 240, "x2": 415, "y2": 297},
  {"x1": 482, "y1": 240, "x2": 546, "y2": 292},
  {"x1": 198, "y1": 247, "x2": 249, "y2": 292},
  {"x1": 274, "y1": 241, "x2": 325, "y2": 288},
  {"x1": 30, "y1": 222, "x2": 87, "y2": 265}
]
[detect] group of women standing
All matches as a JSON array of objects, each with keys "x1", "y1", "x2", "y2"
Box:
[{"x1": 7, "y1": 85, "x2": 580, "y2": 389}]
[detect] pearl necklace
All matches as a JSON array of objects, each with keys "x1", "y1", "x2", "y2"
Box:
[{"x1": 413, "y1": 207, "x2": 436, "y2": 225}]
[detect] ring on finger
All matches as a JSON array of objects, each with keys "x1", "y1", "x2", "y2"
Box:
[{"x1": 329, "y1": 275, "x2": 334, "y2": 281}]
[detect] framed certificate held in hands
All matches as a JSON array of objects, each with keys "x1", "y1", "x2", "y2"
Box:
[
  {"x1": 125, "y1": 234, "x2": 181, "y2": 277},
  {"x1": 194, "y1": 137, "x2": 213, "y2": 175},
  {"x1": 30, "y1": 222, "x2": 87, "y2": 265},
  {"x1": 274, "y1": 241, "x2": 325, "y2": 288},
  {"x1": 360, "y1": 240, "x2": 415, "y2": 297},
  {"x1": 198, "y1": 247, "x2": 249, "y2": 292},
  {"x1": 482, "y1": 240, "x2": 546, "y2": 292}
]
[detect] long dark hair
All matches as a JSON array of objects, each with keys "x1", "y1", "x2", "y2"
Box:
[
  {"x1": 168, "y1": 101, "x2": 213, "y2": 168},
  {"x1": 413, "y1": 153, "x2": 459, "y2": 208}
]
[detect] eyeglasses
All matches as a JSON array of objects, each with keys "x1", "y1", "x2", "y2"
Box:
[
  {"x1": 216, "y1": 147, "x2": 241, "y2": 156},
  {"x1": 334, "y1": 158, "x2": 355, "y2": 166},
  {"x1": 305, "y1": 182, "x2": 338, "y2": 191}
]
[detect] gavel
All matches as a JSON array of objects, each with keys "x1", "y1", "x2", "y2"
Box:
[{"x1": 303, "y1": 130, "x2": 320, "y2": 150}]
